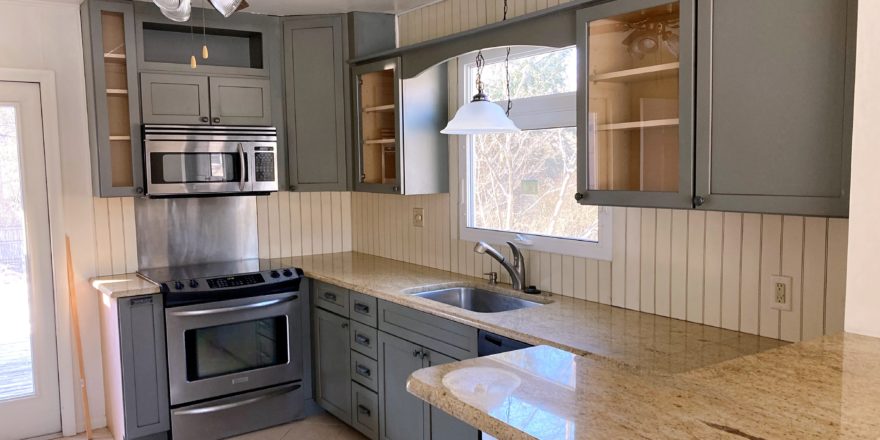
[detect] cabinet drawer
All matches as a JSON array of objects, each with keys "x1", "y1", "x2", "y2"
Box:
[
  {"x1": 350, "y1": 351, "x2": 378, "y2": 392},
  {"x1": 314, "y1": 281, "x2": 349, "y2": 317},
  {"x1": 349, "y1": 292, "x2": 377, "y2": 327},
  {"x1": 351, "y1": 382, "x2": 379, "y2": 440},
  {"x1": 378, "y1": 300, "x2": 477, "y2": 360},
  {"x1": 350, "y1": 320, "x2": 378, "y2": 359}
]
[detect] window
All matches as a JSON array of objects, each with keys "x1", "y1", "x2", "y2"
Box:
[{"x1": 458, "y1": 46, "x2": 612, "y2": 260}]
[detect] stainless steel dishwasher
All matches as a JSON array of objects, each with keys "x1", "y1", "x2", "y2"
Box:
[{"x1": 477, "y1": 329, "x2": 532, "y2": 356}]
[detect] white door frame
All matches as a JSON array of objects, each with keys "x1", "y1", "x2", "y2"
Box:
[{"x1": 0, "y1": 68, "x2": 76, "y2": 436}]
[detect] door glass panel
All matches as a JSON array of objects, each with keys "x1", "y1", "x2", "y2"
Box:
[
  {"x1": 149, "y1": 152, "x2": 243, "y2": 184},
  {"x1": 184, "y1": 316, "x2": 289, "y2": 381},
  {"x1": 358, "y1": 68, "x2": 396, "y2": 185},
  {"x1": 587, "y1": 2, "x2": 680, "y2": 192},
  {"x1": 0, "y1": 104, "x2": 34, "y2": 401}
]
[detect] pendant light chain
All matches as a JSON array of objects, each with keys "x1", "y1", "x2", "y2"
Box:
[
  {"x1": 503, "y1": 0, "x2": 513, "y2": 116},
  {"x1": 475, "y1": 50, "x2": 486, "y2": 97},
  {"x1": 202, "y1": 0, "x2": 209, "y2": 59}
]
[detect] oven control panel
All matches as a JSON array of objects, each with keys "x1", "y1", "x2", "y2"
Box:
[
  {"x1": 162, "y1": 268, "x2": 302, "y2": 293},
  {"x1": 207, "y1": 273, "x2": 266, "y2": 289}
]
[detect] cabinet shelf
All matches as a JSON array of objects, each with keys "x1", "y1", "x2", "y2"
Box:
[
  {"x1": 591, "y1": 62, "x2": 680, "y2": 83},
  {"x1": 104, "y1": 53, "x2": 126, "y2": 63},
  {"x1": 106, "y1": 88, "x2": 128, "y2": 95},
  {"x1": 109, "y1": 136, "x2": 131, "y2": 141},
  {"x1": 364, "y1": 138, "x2": 395, "y2": 145},
  {"x1": 363, "y1": 104, "x2": 395, "y2": 113},
  {"x1": 597, "y1": 118, "x2": 679, "y2": 131}
]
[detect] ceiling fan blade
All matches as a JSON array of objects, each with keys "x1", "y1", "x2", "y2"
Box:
[
  {"x1": 235, "y1": 0, "x2": 249, "y2": 12},
  {"x1": 157, "y1": 0, "x2": 191, "y2": 22},
  {"x1": 208, "y1": 0, "x2": 243, "y2": 18}
]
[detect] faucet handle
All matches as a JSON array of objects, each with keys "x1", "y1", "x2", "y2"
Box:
[{"x1": 483, "y1": 272, "x2": 498, "y2": 285}]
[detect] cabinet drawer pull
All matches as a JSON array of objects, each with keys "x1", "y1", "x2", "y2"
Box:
[
  {"x1": 357, "y1": 404, "x2": 371, "y2": 416},
  {"x1": 355, "y1": 333, "x2": 370, "y2": 346},
  {"x1": 323, "y1": 292, "x2": 337, "y2": 302},
  {"x1": 412, "y1": 349, "x2": 421, "y2": 358},
  {"x1": 353, "y1": 303, "x2": 370, "y2": 314},
  {"x1": 356, "y1": 364, "x2": 371, "y2": 377},
  {"x1": 342, "y1": 322, "x2": 349, "y2": 329}
]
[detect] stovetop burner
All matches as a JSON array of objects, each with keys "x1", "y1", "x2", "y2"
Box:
[{"x1": 138, "y1": 259, "x2": 303, "y2": 307}]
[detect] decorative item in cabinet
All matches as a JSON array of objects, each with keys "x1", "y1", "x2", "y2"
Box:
[
  {"x1": 576, "y1": 0, "x2": 694, "y2": 208},
  {"x1": 353, "y1": 58, "x2": 448, "y2": 195},
  {"x1": 82, "y1": 0, "x2": 144, "y2": 197}
]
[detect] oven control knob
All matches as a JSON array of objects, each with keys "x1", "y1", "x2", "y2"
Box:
[
  {"x1": 270, "y1": 270, "x2": 280, "y2": 278},
  {"x1": 189, "y1": 279, "x2": 199, "y2": 288},
  {"x1": 282, "y1": 269, "x2": 293, "y2": 277},
  {"x1": 174, "y1": 281, "x2": 184, "y2": 290}
]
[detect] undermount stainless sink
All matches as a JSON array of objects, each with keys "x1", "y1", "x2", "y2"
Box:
[{"x1": 412, "y1": 287, "x2": 543, "y2": 313}]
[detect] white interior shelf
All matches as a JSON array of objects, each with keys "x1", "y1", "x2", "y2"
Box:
[{"x1": 591, "y1": 62, "x2": 680, "y2": 83}]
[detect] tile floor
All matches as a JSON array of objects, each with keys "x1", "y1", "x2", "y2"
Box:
[{"x1": 58, "y1": 412, "x2": 365, "y2": 440}]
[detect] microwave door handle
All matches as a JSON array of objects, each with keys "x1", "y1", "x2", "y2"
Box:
[
  {"x1": 169, "y1": 293, "x2": 298, "y2": 317},
  {"x1": 237, "y1": 143, "x2": 246, "y2": 191}
]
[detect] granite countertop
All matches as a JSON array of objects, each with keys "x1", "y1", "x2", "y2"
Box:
[
  {"x1": 408, "y1": 333, "x2": 880, "y2": 439},
  {"x1": 91, "y1": 273, "x2": 161, "y2": 298}
]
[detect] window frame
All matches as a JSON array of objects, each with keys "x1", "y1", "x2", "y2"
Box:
[{"x1": 456, "y1": 46, "x2": 612, "y2": 261}]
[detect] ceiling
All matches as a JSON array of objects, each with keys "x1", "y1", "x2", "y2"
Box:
[{"x1": 135, "y1": 0, "x2": 441, "y2": 15}]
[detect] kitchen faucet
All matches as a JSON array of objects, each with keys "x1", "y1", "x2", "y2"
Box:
[{"x1": 474, "y1": 241, "x2": 527, "y2": 291}]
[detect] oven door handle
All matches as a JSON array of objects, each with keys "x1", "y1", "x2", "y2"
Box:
[
  {"x1": 171, "y1": 383, "x2": 301, "y2": 416},
  {"x1": 169, "y1": 293, "x2": 298, "y2": 317},
  {"x1": 237, "y1": 143, "x2": 246, "y2": 191}
]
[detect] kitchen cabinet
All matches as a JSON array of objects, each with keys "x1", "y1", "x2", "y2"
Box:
[
  {"x1": 352, "y1": 58, "x2": 449, "y2": 195},
  {"x1": 378, "y1": 332, "x2": 428, "y2": 440},
  {"x1": 575, "y1": 0, "x2": 695, "y2": 209},
  {"x1": 140, "y1": 73, "x2": 271, "y2": 126},
  {"x1": 693, "y1": 0, "x2": 855, "y2": 217},
  {"x1": 314, "y1": 307, "x2": 352, "y2": 424},
  {"x1": 99, "y1": 294, "x2": 170, "y2": 440},
  {"x1": 283, "y1": 15, "x2": 350, "y2": 192},
  {"x1": 81, "y1": 0, "x2": 145, "y2": 197},
  {"x1": 576, "y1": 0, "x2": 854, "y2": 217}
]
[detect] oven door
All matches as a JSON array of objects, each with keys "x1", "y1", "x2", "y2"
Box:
[
  {"x1": 145, "y1": 140, "x2": 254, "y2": 196},
  {"x1": 165, "y1": 291, "x2": 302, "y2": 406}
]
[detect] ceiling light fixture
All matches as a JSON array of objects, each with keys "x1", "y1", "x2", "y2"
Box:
[{"x1": 442, "y1": 0, "x2": 520, "y2": 135}]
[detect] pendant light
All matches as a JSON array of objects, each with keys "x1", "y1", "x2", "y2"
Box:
[{"x1": 442, "y1": 0, "x2": 520, "y2": 135}]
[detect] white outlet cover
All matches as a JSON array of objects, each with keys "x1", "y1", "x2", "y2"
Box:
[
  {"x1": 770, "y1": 275, "x2": 793, "y2": 311},
  {"x1": 413, "y1": 208, "x2": 424, "y2": 227}
]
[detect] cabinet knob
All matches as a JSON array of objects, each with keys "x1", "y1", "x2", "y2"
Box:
[
  {"x1": 412, "y1": 349, "x2": 421, "y2": 358},
  {"x1": 289, "y1": 185, "x2": 297, "y2": 191},
  {"x1": 574, "y1": 192, "x2": 585, "y2": 201},
  {"x1": 360, "y1": 174, "x2": 366, "y2": 183},
  {"x1": 392, "y1": 185, "x2": 400, "y2": 193},
  {"x1": 693, "y1": 195, "x2": 706, "y2": 207},
  {"x1": 212, "y1": 117, "x2": 221, "y2": 124},
  {"x1": 135, "y1": 186, "x2": 144, "y2": 195},
  {"x1": 200, "y1": 116, "x2": 209, "y2": 123}
]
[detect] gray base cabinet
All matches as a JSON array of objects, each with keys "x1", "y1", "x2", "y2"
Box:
[
  {"x1": 99, "y1": 294, "x2": 169, "y2": 440},
  {"x1": 314, "y1": 307, "x2": 352, "y2": 424}
]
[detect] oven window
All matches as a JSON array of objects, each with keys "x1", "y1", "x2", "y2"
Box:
[
  {"x1": 150, "y1": 152, "x2": 245, "y2": 184},
  {"x1": 184, "y1": 316, "x2": 289, "y2": 381}
]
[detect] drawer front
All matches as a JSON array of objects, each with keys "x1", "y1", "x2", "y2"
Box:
[
  {"x1": 350, "y1": 320, "x2": 378, "y2": 359},
  {"x1": 351, "y1": 382, "x2": 379, "y2": 440},
  {"x1": 350, "y1": 351, "x2": 378, "y2": 392},
  {"x1": 378, "y1": 300, "x2": 477, "y2": 360},
  {"x1": 349, "y1": 292, "x2": 378, "y2": 327},
  {"x1": 314, "y1": 281, "x2": 349, "y2": 317}
]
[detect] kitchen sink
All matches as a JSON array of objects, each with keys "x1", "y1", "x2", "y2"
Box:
[{"x1": 412, "y1": 287, "x2": 543, "y2": 313}]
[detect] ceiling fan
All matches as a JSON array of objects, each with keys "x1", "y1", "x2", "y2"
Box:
[{"x1": 151, "y1": 0, "x2": 250, "y2": 21}]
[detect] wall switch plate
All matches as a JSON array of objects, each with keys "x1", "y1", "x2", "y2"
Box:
[
  {"x1": 413, "y1": 208, "x2": 424, "y2": 227},
  {"x1": 770, "y1": 275, "x2": 793, "y2": 311}
]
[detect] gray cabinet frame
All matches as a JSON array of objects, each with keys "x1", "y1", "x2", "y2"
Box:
[
  {"x1": 209, "y1": 76, "x2": 272, "y2": 126},
  {"x1": 313, "y1": 307, "x2": 353, "y2": 424},
  {"x1": 81, "y1": 0, "x2": 145, "y2": 197},
  {"x1": 575, "y1": 0, "x2": 696, "y2": 209},
  {"x1": 140, "y1": 73, "x2": 211, "y2": 125},
  {"x1": 694, "y1": 0, "x2": 855, "y2": 217},
  {"x1": 283, "y1": 15, "x2": 351, "y2": 192}
]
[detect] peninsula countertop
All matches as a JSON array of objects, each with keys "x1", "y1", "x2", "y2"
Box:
[{"x1": 408, "y1": 333, "x2": 880, "y2": 440}]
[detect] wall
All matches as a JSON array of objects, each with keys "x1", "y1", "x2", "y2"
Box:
[
  {"x1": 844, "y1": 0, "x2": 880, "y2": 338},
  {"x1": 347, "y1": 0, "x2": 850, "y2": 343},
  {"x1": 0, "y1": 0, "x2": 106, "y2": 432}
]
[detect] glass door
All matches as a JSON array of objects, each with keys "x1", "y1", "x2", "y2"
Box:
[
  {"x1": 0, "y1": 81, "x2": 62, "y2": 439},
  {"x1": 354, "y1": 59, "x2": 401, "y2": 193},
  {"x1": 576, "y1": 0, "x2": 694, "y2": 208}
]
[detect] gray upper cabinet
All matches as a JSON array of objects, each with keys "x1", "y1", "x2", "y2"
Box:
[
  {"x1": 694, "y1": 0, "x2": 855, "y2": 217},
  {"x1": 314, "y1": 308, "x2": 352, "y2": 424},
  {"x1": 209, "y1": 76, "x2": 272, "y2": 126},
  {"x1": 81, "y1": 0, "x2": 145, "y2": 197},
  {"x1": 353, "y1": 58, "x2": 449, "y2": 195},
  {"x1": 141, "y1": 73, "x2": 271, "y2": 126},
  {"x1": 576, "y1": 0, "x2": 695, "y2": 209},
  {"x1": 140, "y1": 73, "x2": 210, "y2": 125},
  {"x1": 284, "y1": 16, "x2": 350, "y2": 192}
]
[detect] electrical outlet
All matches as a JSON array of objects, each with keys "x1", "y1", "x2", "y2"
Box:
[
  {"x1": 770, "y1": 275, "x2": 793, "y2": 311},
  {"x1": 413, "y1": 208, "x2": 424, "y2": 227}
]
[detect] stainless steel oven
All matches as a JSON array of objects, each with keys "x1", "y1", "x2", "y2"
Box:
[
  {"x1": 143, "y1": 125, "x2": 278, "y2": 197},
  {"x1": 139, "y1": 262, "x2": 305, "y2": 440}
]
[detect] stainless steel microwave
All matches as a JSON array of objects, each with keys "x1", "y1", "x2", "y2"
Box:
[{"x1": 143, "y1": 125, "x2": 278, "y2": 197}]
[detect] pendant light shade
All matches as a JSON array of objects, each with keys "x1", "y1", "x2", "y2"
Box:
[{"x1": 441, "y1": 93, "x2": 521, "y2": 135}]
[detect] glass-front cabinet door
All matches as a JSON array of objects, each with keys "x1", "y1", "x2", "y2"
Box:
[
  {"x1": 576, "y1": 0, "x2": 694, "y2": 208},
  {"x1": 353, "y1": 58, "x2": 402, "y2": 194}
]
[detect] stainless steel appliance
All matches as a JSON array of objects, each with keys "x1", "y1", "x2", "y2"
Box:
[
  {"x1": 139, "y1": 260, "x2": 305, "y2": 440},
  {"x1": 143, "y1": 125, "x2": 278, "y2": 197}
]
